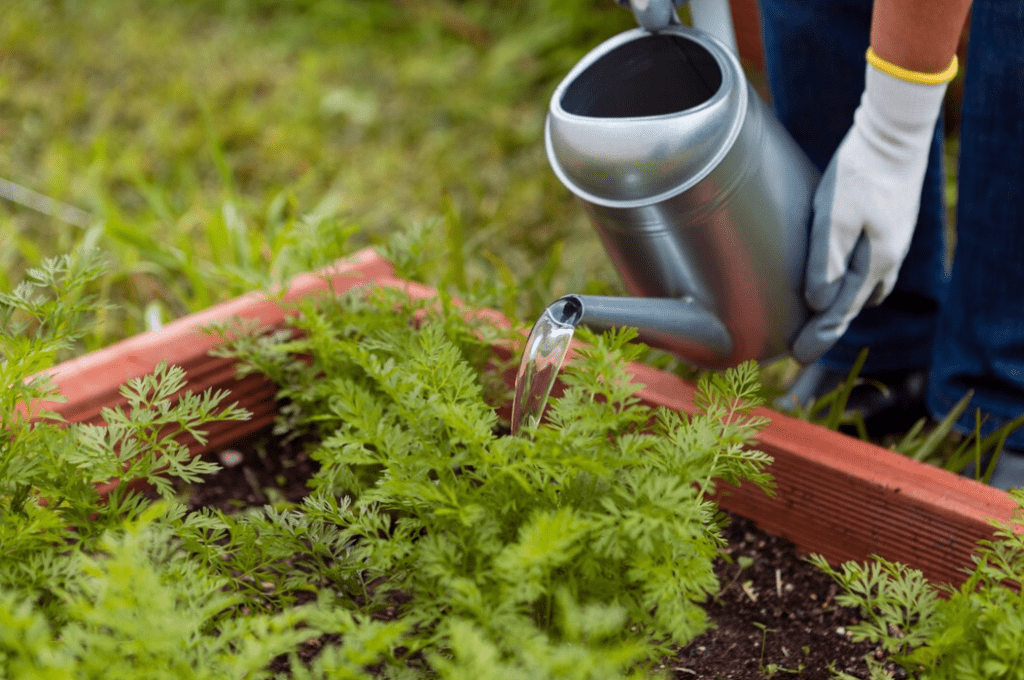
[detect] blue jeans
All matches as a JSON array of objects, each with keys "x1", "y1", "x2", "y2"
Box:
[{"x1": 758, "y1": 0, "x2": 1024, "y2": 447}]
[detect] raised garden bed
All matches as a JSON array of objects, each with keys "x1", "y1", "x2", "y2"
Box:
[
  {"x1": 32, "y1": 247, "x2": 1020, "y2": 676},
  {"x1": 42, "y1": 248, "x2": 1019, "y2": 584},
  {"x1": 183, "y1": 423, "x2": 895, "y2": 679}
]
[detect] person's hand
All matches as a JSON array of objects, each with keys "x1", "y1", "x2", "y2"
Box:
[
  {"x1": 615, "y1": 0, "x2": 687, "y2": 32},
  {"x1": 791, "y1": 51, "x2": 954, "y2": 364},
  {"x1": 615, "y1": 0, "x2": 739, "y2": 54}
]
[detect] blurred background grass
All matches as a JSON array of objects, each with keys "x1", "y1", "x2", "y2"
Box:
[
  {"x1": 5, "y1": 0, "x2": 987, "y2": 468},
  {"x1": 1, "y1": 0, "x2": 640, "y2": 347},
  {"x1": 0, "y1": 0, "x2": 959, "y2": 381}
]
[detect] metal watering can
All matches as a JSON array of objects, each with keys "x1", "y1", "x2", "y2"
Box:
[{"x1": 545, "y1": 2, "x2": 820, "y2": 369}]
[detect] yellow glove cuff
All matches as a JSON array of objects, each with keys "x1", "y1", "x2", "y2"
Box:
[{"x1": 866, "y1": 47, "x2": 959, "y2": 85}]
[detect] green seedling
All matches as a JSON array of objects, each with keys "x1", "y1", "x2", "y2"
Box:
[
  {"x1": 206, "y1": 282, "x2": 775, "y2": 676},
  {"x1": 714, "y1": 554, "x2": 756, "y2": 605},
  {"x1": 751, "y1": 622, "x2": 804, "y2": 677},
  {"x1": 811, "y1": 493, "x2": 1024, "y2": 679}
]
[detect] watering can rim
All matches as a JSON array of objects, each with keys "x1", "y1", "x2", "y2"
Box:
[{"x1": 545, "y1": 25, "x2": 749, "y2": 209}]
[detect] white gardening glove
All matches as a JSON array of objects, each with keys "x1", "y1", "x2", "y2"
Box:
[
  {"x1": 791, "y1": 53, "x2": 953, "y2": 364},
  {"x1": 615, "y1": 0, "x2": 738, "y2": 55},
  {"x1": 615, "y1": 0, "x2": 687, "y2": 32}
]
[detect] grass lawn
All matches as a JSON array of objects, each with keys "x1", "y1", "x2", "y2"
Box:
[
  {"x1": 6, "y1": 0, "x2": 985, "y2": 464},
  {"x1": 2, "y1": 0, "x2": 636, "y2": 348}
]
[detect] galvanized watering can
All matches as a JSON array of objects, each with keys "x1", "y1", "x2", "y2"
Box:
[{"x1": 545, "y1": 20, "x2": 821, "y2": 368}]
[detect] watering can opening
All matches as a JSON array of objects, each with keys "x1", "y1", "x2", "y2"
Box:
[{"x1": 559, "y1": 34, "x2": 723, "y2": 119}]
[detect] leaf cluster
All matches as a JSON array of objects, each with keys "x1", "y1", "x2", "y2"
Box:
[
  {"x1": 208, "y1": 283, "x2": 774, "y2": 677},
  {"x1": 0, "y1": 254, "x2": 375, "y2": 678},
  {"x1": 811, "y1": 491, "x2": 1024, "y2": 679},
  {"x1": 2, "y1": 254, "x2": 775, "y2": 678}
]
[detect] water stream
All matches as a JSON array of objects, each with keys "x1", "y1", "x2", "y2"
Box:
[{"x1": 510, "y1": 296, "x2": 584, "y2": 436}]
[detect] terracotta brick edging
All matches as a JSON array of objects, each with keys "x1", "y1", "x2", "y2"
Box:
[
  {"x1": 628, "y1": 363, "x2": 1019, "y2": 586},
  {"x1": 37, "y1": 248, "x2": 1018, "y2": 585},
  {"x1": 40, "y1": 248, "x2": 395, "y2": 453}
]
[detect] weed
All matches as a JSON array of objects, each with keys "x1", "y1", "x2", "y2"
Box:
[{"x1": 787, "y1": 348, "x2": 1024, "y2": 481}]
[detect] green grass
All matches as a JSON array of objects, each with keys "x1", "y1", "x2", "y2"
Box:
[
  {"x1": 5, "y1": 0, "x2": 989, "y2": 469},
  {"x1": 1, "y1": 0, "x2": 632, "y2": 347},
  {"x1": 1, "y1": 1, "x2": 964, "y2": 341}
]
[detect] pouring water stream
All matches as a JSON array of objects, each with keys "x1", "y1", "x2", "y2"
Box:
[{"x1": 510, "y1": 297, "x2": 584, "y2": 436}]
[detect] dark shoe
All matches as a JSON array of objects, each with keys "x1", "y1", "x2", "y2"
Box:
[{"x1": 775, "y1": 362, "x2": 929, "y2": 438}]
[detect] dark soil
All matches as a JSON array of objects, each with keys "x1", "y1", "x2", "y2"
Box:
[
  {"x1": 179, "y1": 428, "x2": 320, "y2": 513},
  {"x1": 670, "y1": 514, "x2": 902, "y2": 680},
  {"x1": 180, "y1": 426, "x2": 897, "y2": 679}
]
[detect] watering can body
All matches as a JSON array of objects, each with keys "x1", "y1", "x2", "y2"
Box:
[{"x1": 546, "y1": 25, "x2": 820, "y2": 369}]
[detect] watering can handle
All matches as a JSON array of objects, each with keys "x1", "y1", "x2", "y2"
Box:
[{"x1": 616, "y1": 0, "x2": 738, "y2": 54}]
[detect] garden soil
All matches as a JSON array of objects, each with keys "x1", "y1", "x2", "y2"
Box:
[{"x1": 178, "y1": 426, "x2": 900, "y2": 679}]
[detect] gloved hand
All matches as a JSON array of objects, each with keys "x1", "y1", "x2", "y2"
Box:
[
  {"x1": 615, "y1": 0, "x2": 739, "y2": 54},
  {"x1": 615, "y1": 0, "x2": 687, "y2": 32},
  {"x1": 791, "y1": 50, "x2": 954, "y2": 364}
]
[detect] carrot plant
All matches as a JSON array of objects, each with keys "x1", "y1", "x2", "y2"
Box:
[
  {"x1": 0, "y1": 254, "x2": 387, "y2": 677},
  {"x1": 1, "y1": 250, "x2": 775, "y2": 677},
  {"x1": 202, "y1": 282, "x2": 774, "y2": 676},
  {"x1": 811, "y1": 492, "x2": 1024, "y2": 680}
]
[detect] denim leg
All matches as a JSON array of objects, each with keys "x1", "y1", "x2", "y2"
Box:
[
  {"x1": 758, "y1": 0, "x2": 950, "y2": 374},
  {"x1": 928, "y1": 0, "x2": 1024, "y2": 448}
]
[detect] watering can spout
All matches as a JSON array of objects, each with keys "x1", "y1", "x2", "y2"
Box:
[{"x1": 567, "y1": 294, "x2": 733, "y2": 366}]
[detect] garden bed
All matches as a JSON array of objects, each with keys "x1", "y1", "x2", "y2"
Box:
[
  {"x1": 42, "y1": 247, "x2": 1019, "y2": 585},
  {"x1": 179, "y1": 423, "x2": 893, "y2": 679},
  {"x1": 33, "y1": 247, "x2": 1019, "y2": 677}
]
